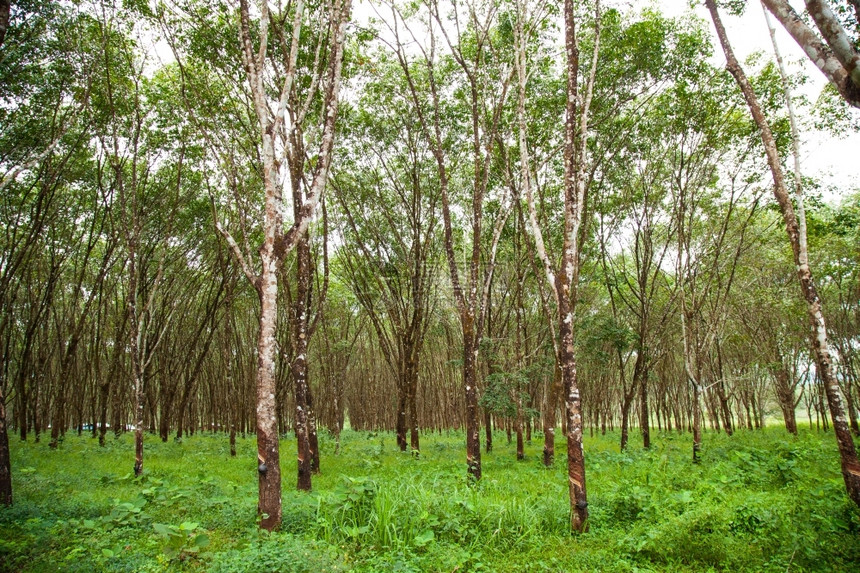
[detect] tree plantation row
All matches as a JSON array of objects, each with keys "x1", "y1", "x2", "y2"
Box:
[{"x1": 1, "y1": 0, "x2": 859, "y2": 534}]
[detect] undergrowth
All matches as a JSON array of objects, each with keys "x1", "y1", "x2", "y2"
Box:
[{"x1": 1, "y1": 427, "x2": 859, "y2": 572}]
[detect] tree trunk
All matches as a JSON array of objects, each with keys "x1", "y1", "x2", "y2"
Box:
[
  {"x1": 256, "y1": 255, "x2": 282, "y2": 528},
  {"x1": 307, "y1": 386, "x2": 320, "y2": 473},
  {"x1": 0, "y1": 386, "x2": 12, "y2": 506},
  {"x1": 396, "y1": 385, "x2": 407, "y2": 451},
  {"x1": 717, "y1": 382, "x2": 733, "y2": 436},
  {"x1": 560, "y1": 299, "x2": 588, "y2": 532},
  {"x1": 516, "y1": 391, "x2": 524, "y2": 460},
  {"x1": 463, "y1": 332, "x2": 481, "y2": 481},
  {"x1": 229, "y1": 419, "x2": 237, "y2": 457},
  {"x1": 408, "y1": 357, "x2": 419, "y2": 456},
  {"x1": 543, "y1": 363, "x2": 561, "y2": 466},
  {"x1": 485, "y1": 409, "x2": 493, "y2": 453},
  {"x1": 692, "y1": 382, "x2": 702, "y2": 463},
  {"x1": 98, "y1": 381, "x2": 109, "y2": 447},
  {"x1": 708, "y1": 0, "x2": 860, "y2": 508},
  {"x1": 774, "y1": 368, "x2": 799, "y2": 435},
  {"x1": 633, "y1": 352, "x2": 650, "y2": 449},
  {"x1": 761, "y1": 0, "x2": 860, "y2": 107},
  {"x1": 845, "y1": 382, "x2": 859, "y2": 437},
  {"x1": 133, "y1": 372, "x2": 145, "y2": 476},
  {"x1": 0, "y1": 0, "x2": 10, "y2": 49},
  {"x1": 639, "y1": 375, "x2": 650, "y2": 449},
  {"x1": 620, "y1": 395, "x2": 632, "y2": 451},
  {"x1": 49, "y1": 381, "x2": 67, "y2": 449},
  {"x1": 17, "y1": 386, "x2": 27, "y2": 442},
  {"x1": 291, "y1": 234, "x2": 313, "y2": 491},
  {"x1": 159, "y1": 386, "x2": 176, "y2": 442}
]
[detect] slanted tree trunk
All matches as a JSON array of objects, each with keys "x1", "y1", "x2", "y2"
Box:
[
  {"x1": 708, "y1": 0, "x2": 860, "y2": 508},
  {"x1": 761, "y1": 0, "x2": 860, "y2": 107},
  {"x1": 50, "y1": 229, "x2": 114, "y2": 449}
]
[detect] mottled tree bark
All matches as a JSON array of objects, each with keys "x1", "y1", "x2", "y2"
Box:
[
  {"x1": 559, "y1": 292, "x2": 588, "y2": 532},
  {"x1": 761, "y1": 0, "x2": 860, "y2": 107},
  {"x1": 709, "y1": 0, "x2": 860, "y2": 508},
  {"x1": 255, "y1": 253, "x2": 282, "y2": 527},
  {"x1": 561, "y1": 0, "x2": 599, "y2": 532},
  {"x1": 774, "y1": 368, "x2": 799, "y2": 435},
  {"x1": 464, "y1": 331, "x2": 481, "y2": 480},
  {"x1": 291, "y1": 233, "x2": 313, "y2": 491}
]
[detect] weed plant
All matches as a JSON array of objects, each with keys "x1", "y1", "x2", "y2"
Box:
[{"x1": 1, "y1": 427, "x2": 859, "y2": 571}]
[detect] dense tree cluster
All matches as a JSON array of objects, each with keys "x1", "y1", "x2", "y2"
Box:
[{"x1": 1, "y1": 0, "x2": 858, "y2": 530}]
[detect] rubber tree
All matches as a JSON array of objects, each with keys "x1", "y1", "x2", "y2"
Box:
[
  {"x1": 761, "y1": 0, "x2": 860, "y2": 107},
  {"x1": 209, "y1": 0, "x2": 350, "y2": 528},
  {"x1": 499, "y1": 0, "x2": 599, "y2": 531},
  {"x1": 707, "y1": 0, "x2": 860, "y2": 509},
  {"x1": 380, "y1": 0, "x2": 515, "y2": 481}
]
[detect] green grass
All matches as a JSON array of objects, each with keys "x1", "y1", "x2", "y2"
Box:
[{"x1": 2, "y1": 427, "x2": 859, "y2": 572}]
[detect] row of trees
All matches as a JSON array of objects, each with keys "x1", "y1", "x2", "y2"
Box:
[{"x1": 1, "y1": 0, "x2": 859, "y2": 531}]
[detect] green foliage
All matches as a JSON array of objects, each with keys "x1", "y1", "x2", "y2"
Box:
[
  {"x1": 208, "y1": 532, "x2": 344, "y2": 573},
  {"x1": 2, "y1": 429, "x2": 860, "y2": 572},
  {"x1": 152, "y1": 521, "x2": 210, "y2": 560}
]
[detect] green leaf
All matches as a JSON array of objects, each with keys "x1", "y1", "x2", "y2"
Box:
[
  {"x1": 153, "y1": 523, "x2": 174, "y2": 536},
  {"x1": 193, "y1": 533, "x2": 210, "y2": 548},
  {"x1": 101, "y1": 548, "x2": 114, "y2": 558},
  {"x1": 414, "y1": 529, "x2": 435, "y2": 547}
]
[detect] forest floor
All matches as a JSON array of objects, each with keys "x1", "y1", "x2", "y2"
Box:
[{"x1": 1, "y1": 426, "x2": 859, "y2": 572}]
